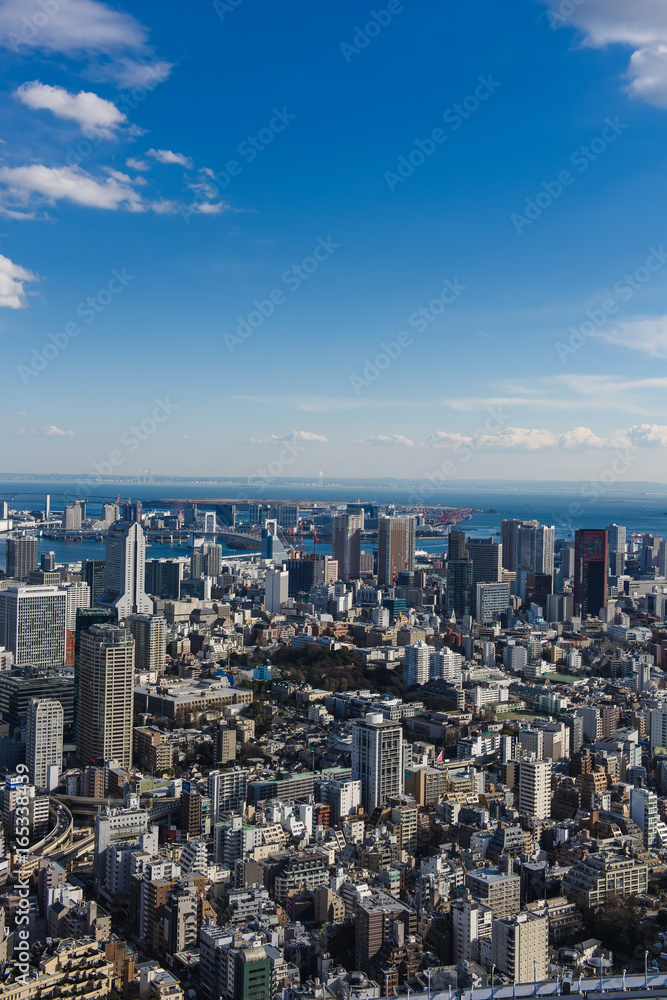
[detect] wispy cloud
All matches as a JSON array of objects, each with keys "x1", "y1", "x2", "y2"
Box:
[
  {"x1": 595, "y1": 316, "x2": 667, "y2": 358},
  {"x1": 126, "y1": 157, "x2": 150, "y2": 172},
  {"x1": 363, "y1": 434, "x2": 414, "y2": 447},
  {"x1": 0, "y1": 253, "x2": 38, "y2": 308},
  {"x1": 15, "y1": 425, "x2": 75, "y2": 437},
  {"x1": 428, "y1": 423, "x2": 665, "y2": 451},
  {"x1": 0, "y1": 0, "x2": 173, "y2": 90},
  {"x1": 249, "y1": 430, "x2": 329, "y2": 444},
  {"x1": 146, "y1": 148, "x2": 193, "y2": 168}
]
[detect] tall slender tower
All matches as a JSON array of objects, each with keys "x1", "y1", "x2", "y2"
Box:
[
  {"x1": 5, "y1": 537, "x2": 38, "y2": 580},
  {"x1": 332, "y1": 514, "x2": 362, "y2": 581},
  {"x1": 606, "y1": 523, "x2": 626, "y2": 576},
  {"x1": 573, "y1": 529, "x2": 609, "y2": 618},
  {"x1": 377, "y1": 516, "x2": 415, "y2": 586},
  {"x1": 352, "y1": 713, "x2": 403, "y2": 812},
  {"x1": 27, "y1": 698, "x2": 63, "y2": 790},
  {"x1": 128, "y1": 614, "x2": 167, "y2": 674},
  {"x1": 98, "y1": 521, "x2": 153, "y2": 616},
  {"x1": 78, "y1": 624, "x2": 134, "y2": 767}
]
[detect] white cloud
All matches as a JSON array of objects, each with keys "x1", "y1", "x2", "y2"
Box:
[
  {"x1": 15, "y1": 425, "x2": 74, "y2": 437},
  {"x1": 250, "y1": 431, "x2": 328, "y2": 444},
  {"x1": 197, "y1": 201, "x2": 226, "y2": 214},
  {"x1": 0, "y1": 253, "x2": 38, "y2": 308},
  {"x1": 0, "y1": 163, "x2": 144, "y2": 215},
  {"x1": 596, "y1": 316, "x2": 667, "y2": 358},
  {"x1": 428, "y1": 425, "x2": 630, "y2": 451},
  {"x1": 364, "y1": 434, "x2": 414, "y2": 447},
  {"x1": 627, "y1": 423, "x2": 667, "y2": 447},
  {"x1": 15, "y1": 81, "x2": 127, "y2": 137},
  {"x1": 557, "y1": 426, "x2": 610, "y2": 448},
  {"x1": 126, "y1": 156, "x2": 149, "y2": 171},
  {"x1": 146, "y1": 148, "x2": 193, "y2": 168},
  {"x1": 0, "y1": 0, "x2": 173, "y2": 90},
  {"x1": 427, "y1": 431, "x2": 473, "y2": 448},
  {"x1": 43, "y1": 425, "x2": 75, "y2": 437},
  {"x1": 542, "y1": 0, "x2": 667, "y2": 107}
]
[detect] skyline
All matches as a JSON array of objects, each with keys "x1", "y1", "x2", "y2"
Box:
[{"x1": 2, "y1": 1, "x2": 667, "y2": 478}]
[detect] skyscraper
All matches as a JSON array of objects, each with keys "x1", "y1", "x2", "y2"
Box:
[
  {"x1": 5, "y1": 536, "x2": 38, "y2": 580},
  {"x1": 203, "y1": 542, "x2": 222, "y2": 577},
  {"x1": 190, "y1": 549, "x2": 203, "y2": 579},
  {"x1": 352, "y1": 713, "x2": 403, "y2": 812},
  {"x1": 78, "y1": 624, "x2": 134, "y2": 767},
  {"x1": 447, "y1": 557, "x2": 473, "y2": 619},
  {"x1": 606, "y1": 523, "x2": 626, "y2": 576},
  {"x1": 128, "y1": 614, "x2": 167, "y2": 675},
  {"x1": 64, "y1": 503, "x2": 82, "y2": 530},
  {"x1": 0, "y1": 586, "x2": 66, "y2": 667},
  {"x1": 120, "y1": 500, "x2": 142, "y2": 524},
  {"x1": 467, "y1": 538, "x2": 502, "y2": 589},
  {"x1": 27, "y1": 698, "x2": 63, "y2": 790},
  {"x1": 41, "y1": 551, "x2": 56, "y2": 572},
  {"x1": 476, "y1": 582, "x2": 511, "y2": 624},
  {"x1": 377, "y1": 515, "x2": 415, "y2": 586},
  {"x1": 82, "y1": 559, "x2": 106, "y2": 603},
  {"x1": 515, "y1": 523, "x2": 555, "y2": 601},
  {"x1": 500, "y1": 519, "x2": 525, "y2": 572},
  {"x1": 264, "y1": 566, "x2": 288, "y2": 614},
  {"x1": 98, "y1": 521, "x2": 153, "y2": 617},
  {"x1": 260, "y1": 520, "x2": 289, "y2": 562},
  {"x1": 332, "y1": 513, "x2": 362, "y2": 581},
  {"x1": 146, "y1": 558, "x2": 183, "y2": 599},
  {"x1": 448, "y1": 530, "x2": 468, "y2": 561},
  {"x1": 60, "y1": 581, "x2": 92, "y2": 631},
  {"x1": 573, "y1": 529, "x2": 609, "y2": 618},
  {"x1": 514, "y1": 522, "x2": 555, "y2": 575}
]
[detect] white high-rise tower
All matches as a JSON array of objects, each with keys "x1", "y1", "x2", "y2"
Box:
[
  {"x1": 352, "y1": 713, "x2": 403, "y2": 812},
  {"x1": 27, "y1": 698, "x2": 63, "y2": 790},
  {"x1": 98, "y1": 521, "x2": 153, "y2": 616}
]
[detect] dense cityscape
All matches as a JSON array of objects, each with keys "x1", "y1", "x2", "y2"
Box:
[{"x1": 1, "y1": 495, "x2": 667, "y2": 999}]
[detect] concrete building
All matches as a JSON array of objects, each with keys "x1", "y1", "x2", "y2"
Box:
[
  {"x1": 27, "y1": 697, "x2": 63, "y2": 790},
  {"x1": 452, "y1": 894, "x2": 493, "y2": 964},
  {"x1": 208, "y1": 768, "x2": 249, "y2": 821},
  {"x1": 465, "y1": 868, "x2": 521, "y2": 919},
  {"x1": 404, "y1": 640, "x2": 430, "y2": 687},
  {"x1": 332, "y1": 513, "x2": 363, "y2": 582},
  {"x1": 562, "y1": 850, "x2": 649, "y2": 906},
  {"x1": 60, "y1": 581, "x2": 92, "y2": 632},
  {"x1": 0, "y1": 585, "x2": 67, "y2": 667},
  {"x1": 127, "y1": 614, "x2": 167, "y2": 675},
  {"x1": 352, "y1": 714, "x2": 403, "y2": 812},
  {"x1": 377, "y1": 516, "x2": 416, "y2": 586},
  {"x1": 518, "y1": 758, "x2": 551, "y2": 820},
  {"x1": 5, "y1": 535, "x2": 38, "y2": 580},
  {"x1": 78, "y1": 624, "x2": 134, "y2": 768},
  {"x1": 265, "y1": 566, "x2": 289, "y2": 614},
  {"x1": 491, "y1": 910, "x2": 548, "y2": 983},
  {"x1": 630, "y1": 786, "x2": 658, "y2": 848},
  {"x1": 476, "y1": 582, "x2": 511, "y2": 624}
]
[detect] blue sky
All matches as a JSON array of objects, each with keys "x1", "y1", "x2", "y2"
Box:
[{"x1": 2, "y1": 0, "x2": 667, "y2": 482}]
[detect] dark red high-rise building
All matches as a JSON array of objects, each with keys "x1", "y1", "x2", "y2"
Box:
[{"x1": 573, "y1": 529, "x2": 608, "y2": 618}]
